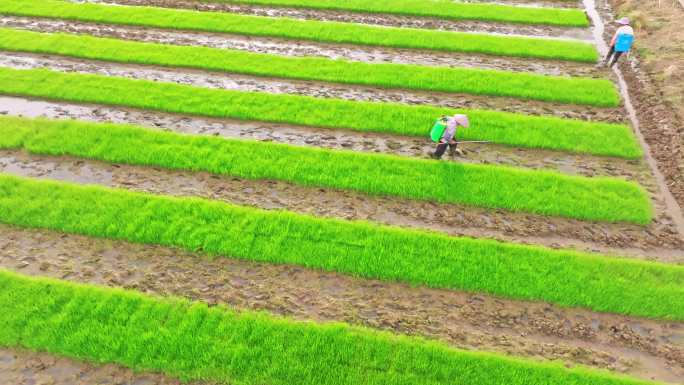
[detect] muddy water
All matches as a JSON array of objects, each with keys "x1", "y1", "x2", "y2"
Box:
[
  {"x1": 0, "y1": 52, "x2": 623, "y2": 123},
  {"x1": 0, "y1": 16, "x2": 604, "y2": 78},
  {"x1": 76, "y1": 0, "x2": 593, "y2": 40},
  {"x1": 0, "y1": 349, "x2": 201, "y2": 385},
  {"x1": 0, "y1": 225, "x2": 683, "y2": 383},
  {"x1": 0, "y1": 150, "x2": 681, "y2": 260}
]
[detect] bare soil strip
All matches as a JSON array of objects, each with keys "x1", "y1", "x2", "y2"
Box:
[
  {"x1": 0, "y1": 225, "x2": 682, "y2": 383},
  {"x1": 0, "y1": 348, "x2": 197, "y2": 385},
  {"x1": 0, "y1": 149, "x2": 680, "y2": 261},
  {"x1": 0, "y1": 52, "x2": 623, "y2": 124},
  {"x1": 0, "y1": 16, "x2": 603, "y2": 78},
  {"x1": 77, "y1": 0, "x2": 592, "y2": 39}
]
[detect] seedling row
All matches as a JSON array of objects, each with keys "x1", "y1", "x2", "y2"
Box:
[
  {"x1": 0, "y1": 28, "x2": 617, "y2": 106},
  {"x1": 0, "y1": 0, "x2": 675, "y2": 383},
  {"x1": 0, "y1": 175, "x2": 679, "y2": 321},
  {"x1": 0, "y1": 270, "x2": 661, "y2": 385},
  {"x1": 0, "y1": 67, "x2": 641, "y2": 158},
  {"x1": 0, "y1": 0, "x2": 598, "y2": 62},
  {"x1": 137, "y1": 0, "x2": 591, "y2": 26},
  {"x1": 0, "y1": 116, "x2": 651, "y2": 223}
]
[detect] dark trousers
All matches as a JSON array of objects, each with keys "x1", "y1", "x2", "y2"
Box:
[
  {"x1": 432, "y1": 141, "x2": 457, "y2": 159},
  {"x1": 605, "y1": 45, "x2": 624, "y2": 67}
]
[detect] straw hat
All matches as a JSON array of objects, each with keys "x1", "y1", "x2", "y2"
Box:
[
  {"x1": 453, "y1": 114, "x2": 470, "y2": 128},
  {"x1": 616, "y1": 17, "x2": 630, "y2": 25}
]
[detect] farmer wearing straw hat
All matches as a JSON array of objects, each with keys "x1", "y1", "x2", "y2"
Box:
[
  {"x1": 430, "y1": 114, "x2": 469, "y2": 159},
  {"x1": 604, "y1": 17, "x2": 635, "y2": 67}
]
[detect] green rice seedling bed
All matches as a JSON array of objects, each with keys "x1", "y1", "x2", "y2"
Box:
[
  {"x1": 0, "y1": 28, "x2": 617, "y2": 107},
  {"x1": 0, "y1": 67, "x2": 642, "y2": 158},
  {"x1": 0, "y1": 116, "x2": 651, "y2": 223},
  {"x1": 150, "y1": 0, "x2": 591, "y2": 27},
  {"x1": 0, "y1": 270, "x2": 663, "y2": 385},
  {"x1": 0, "y1": 175, "x2": 680, "y2": 320},
  {"x1": 213, "y1": 0, "x2": 589, "y2": 26},
  {"x1": 0, "y1": 0, "x2": 598, "y2": 62}
]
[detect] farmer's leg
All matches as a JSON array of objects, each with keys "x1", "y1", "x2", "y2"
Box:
[
  {"x1": 604, "y1": 45, "x2": 616, "y2": 63},
  {"x1": 609, "y1": 51, "x2": 624, "y2": 67},
  {"x1": 448, "y1": 140, "x2": 458, "y2": 155},
  {"x1": 432, "y1": 142, "x2": 449, "y2": 159}
]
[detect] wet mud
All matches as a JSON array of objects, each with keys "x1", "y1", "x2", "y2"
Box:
[
  {"x1": 0, "y1": 150, "x2": 681, "y2": 261},
  {"x1": 77, "y1": 0, "x2": 592, "y2": 40},
  {"x1": 0, "y1": 16, "x2": 604, "y2": 78},
  {"x1": 0, "y1": 51, "x2": 624, "y2": 123},
  {"x1": 0, "y1": 349, "x2": 201, "y2": 385},
  {"x1": 0, "y1": 226, "x2": 683, "y2": 383}
]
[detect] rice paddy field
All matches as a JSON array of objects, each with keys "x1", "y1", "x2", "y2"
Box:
[{"x1": 0, "y1": 0, "x2": 683, "y2": 384}]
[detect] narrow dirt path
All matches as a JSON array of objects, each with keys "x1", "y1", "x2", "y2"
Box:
[
  {"x1": 1, "y1": 225, "x2": 682, "y2": 383},
  {"x1": 593, "y1": 3, "x2": 684, "y2": 232},
  {"x1": 0, "y1": 150, "x2": 681, "y2": 261},
  {"x1": 0, "y1": 52, "x2": 624, "y2": 123},
  {"x1": 76, "y1": 0, "x2": 593, "y2": 39},
  {"x1": 0, "y1": 16, "x2": 603, "y2": 78}
]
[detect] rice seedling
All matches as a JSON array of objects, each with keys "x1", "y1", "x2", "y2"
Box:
[
  {"x1": 0, "y1": 0, "x2": 598, "y2": 61},
  {"x1": 212, "y1": 0, "x2": 589, "y2": 26},
  {"x1": 0, "y1": 270, "x2": 663, "y2": 385},
  {"x1": 0, "y1": 115, "x2": 651, "y2": 223},
  {"x1": 0, "y1": 28, "x2": 616, "y2": 106},
  {"x1": 0, "y1": 67, "x2": 641, "y2": 158},
  {"x1": 0, "y1": 175, "x2": 679, "y2": 320}
]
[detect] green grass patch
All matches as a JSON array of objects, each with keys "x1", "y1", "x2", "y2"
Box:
[
  {"x1": 0, "y1": 28, "x2": 617, "y2": 107},
  {"x1": 157, "y1": 0, "x2": 590, "y2": 27},
  {"x1": 0, "y1": 67, "x2": 642, "y2": 158},
  {"x1": 0, "y1": 115, "x2": 652, "y2": 223},
  {"x1": 0, "y1": 0, "x2": 598, "y2": 62},
  {"x1": 0, "y1": 175, "x2": 680, "y2": 320},
  {"x1": 0, "y1": 270, "x2": 664, "y2": 385}
]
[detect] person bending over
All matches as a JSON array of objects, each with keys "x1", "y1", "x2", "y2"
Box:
[
  {"x1": 604, "y1": 17, "x2": 634, "y2": 67},
  {"x1": 430, "y1": 114, "x2": 469, "y2": 159}
]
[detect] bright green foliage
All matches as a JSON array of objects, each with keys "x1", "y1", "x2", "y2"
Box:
[
  {"x1": 0, "y1": 270, "x2": 665, "y2": 385},
  {"x1": 0, "y1": 116, "x2": 652, "y2": 223},
  {"x1": 0, "y1": 0, "x2": 598, "y2": 62},
  {"x1": 0, "y1": 175, "x2": 680, "y2": 320},
  {"x1": 0, "y1": 68, "x2": 642, "y2": 158},
  {"x1": 208, "y1": 0, "x2": 590, "y2": 26},
  {"x1": 0, "y1": 28, "x2": 617, "y2": 106}
]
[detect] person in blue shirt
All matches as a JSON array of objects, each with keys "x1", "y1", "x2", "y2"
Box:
[{"x1": 604, "y1": 17, "x2": 635, "y2": 67}]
